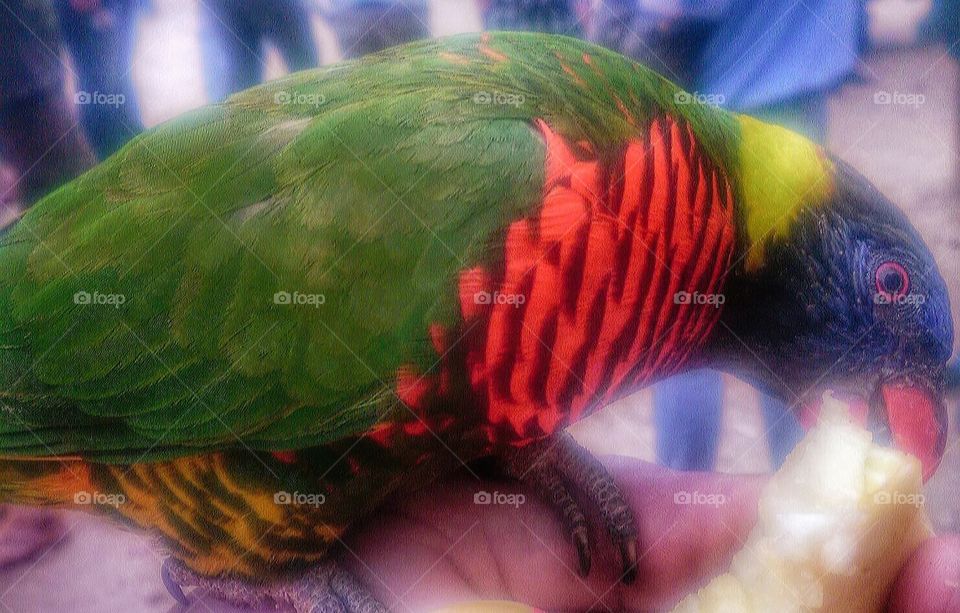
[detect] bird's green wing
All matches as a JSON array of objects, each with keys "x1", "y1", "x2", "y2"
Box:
[
  {"x1": 0, "y1": 57, "x2": 548, "y2": 463},
  {"x1": 0, "y1": 32, "x2": 741, "y2": 463}
]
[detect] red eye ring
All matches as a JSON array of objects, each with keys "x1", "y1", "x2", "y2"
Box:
[{"x1": 875, "y1": 261, "x2": 910, "y2": 300}]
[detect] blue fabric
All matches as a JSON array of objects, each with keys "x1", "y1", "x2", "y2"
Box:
[
  {"x1": 759, "y1": 393, "x2": 804, "y2": 467},
  {"x1": 0, "y1": 0, "x2": 64, "y2": 102},
  {"x1": 54, "y1": 0, "x2": 144, "y2": 158},
  {"x1": 653, "y1": 370, "x2": 723, "y2": 471},
  {"x1": 327, "y1": 3, "x2": 429, "y2": 58},
  {"x1": 620, "y1": 0, "x2": 865, "y2": 110},
  {"x1": 199, "y1": 0, "x2": 319, "y2": 102},
  {"x1": 922, "y1": 0, "x2": 960, "y2": 58},
  {"x1": 482, "y1": 0, "x2": 581, "y2": 36},
  {"x1": 653, "y1": 372, "x2": 805, "y2": 471},
  {"x1": 692, "y1": 0, "x2": 864, "y2": 110},
  {"x1": 327, "y1": 0, "x2": 427, "y2": 8}
]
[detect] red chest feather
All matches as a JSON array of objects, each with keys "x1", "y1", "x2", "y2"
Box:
[{"x1": 459, "y1": 117, "x2": 737, "y2": 444}]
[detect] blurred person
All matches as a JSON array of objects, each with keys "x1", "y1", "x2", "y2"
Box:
[
  {"x1": 324, "y1": 0, "x2": 430, "y2": 59},
  {"x1": 0, "y1": 0, "x2": 95, "y2": 210},
  {"x1": 199, "y1": 0, "x2": 320, "y2": 102},
  {"x1": 480, "y1": 0, "x2": 584, "y2": 36},
  {"x1": 54, "y1": 0, "x2": 145, "y2": 158},
  {"x1": 590, "y1": 0, "x2": 866, "y2": 470},
  {"x1": 920, "y1": 0, "x2": 960, "y2": 50},
  {"x1": 0, "y1": 0, "x2": 85, "y2": 568}
]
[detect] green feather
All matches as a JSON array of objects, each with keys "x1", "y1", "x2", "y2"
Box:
[{"x1": 0, "y1": 32, "x2": 821, "y2": 462}]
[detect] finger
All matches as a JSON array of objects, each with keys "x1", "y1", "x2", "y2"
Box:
[
  {"x1": 343, "y1": 455, "x2": 764, "y2": 612},
  {"x1": 593, "y1": 457, "x2": 764, "y2": 609},
  {"x1": 888, "y1": 534, "x2": 960, "y2": 612}
]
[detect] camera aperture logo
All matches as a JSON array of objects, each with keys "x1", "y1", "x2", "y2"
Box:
[
  {"x1": 274, "y1": 290, "x2": 326, "y2": 308},
  {"x1": 473, "y1": 490, "x2": 526, "y2": 508},
  {"x1": 472, "y1": 91, "x2": 525, "y2": 108},
  {"x1": 273, "y1": 90, "x2": 327, "y2": 107},
  {"x1": 674, "y1": 490, "x2": 727, "y2": 507},
  {"x1": 274, "y1": 491, "x2": 326, "y2": 507},
  {"x1": 74, "y1": 91, "x2": 125, "y2": 108},
  {"x1": 473, "y1": 291, "x2": 525, "y2": 308},
  {"x1": 74, "y1": 490, "x2": 126, "y2": 508},
  {"x1": 74, "y1": 290, "x2": 127, "y2": 309},
  {"x1": 674, "y1": 291, "x2": 725, "y2": 308}
]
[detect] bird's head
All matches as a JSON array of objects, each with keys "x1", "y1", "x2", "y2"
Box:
[{"x1": 713, "y1": 116, "x2": 953, "y2": 481}]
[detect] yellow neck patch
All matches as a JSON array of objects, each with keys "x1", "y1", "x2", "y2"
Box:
[{"x1": 735, "y1": 114, "x2": 835, "y2": 271}]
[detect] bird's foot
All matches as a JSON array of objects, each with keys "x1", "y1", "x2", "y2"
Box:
[
  {"x1": 162, "y1": 558, "x2": 388, "y2": 613},
  {"x1": 500, "y1": 431, "x2": 639, "y2": 584}
]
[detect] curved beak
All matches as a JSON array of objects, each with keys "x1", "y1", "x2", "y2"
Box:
[{"x1": 869, "y1": 378, "x2": 948, "y2": 482}]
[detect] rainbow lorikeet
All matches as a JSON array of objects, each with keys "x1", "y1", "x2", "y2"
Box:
[{"x1": 0, "y1": 32, "x2": 952, "y2": 612}]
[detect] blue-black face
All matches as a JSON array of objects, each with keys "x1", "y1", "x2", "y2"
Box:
[{"x1": 717, "y1": 160, "x2": 953, "y2": 479}]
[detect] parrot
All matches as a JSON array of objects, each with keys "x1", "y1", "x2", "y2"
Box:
[{"x1": 0, "y1": 32, "x2": 952, "y2": 612}]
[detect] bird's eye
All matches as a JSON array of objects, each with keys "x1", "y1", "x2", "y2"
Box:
[{"x1": 875, "y1": 261, "x2": 910, "y2": 300}]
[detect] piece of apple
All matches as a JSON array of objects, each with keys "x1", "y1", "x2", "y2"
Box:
[{"x1": 673, "y1": 392, "x2": 932, "y2": 613}]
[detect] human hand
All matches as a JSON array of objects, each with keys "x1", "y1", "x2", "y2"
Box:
[{"x1": 337, "y1": 456, "x2": 959, "y2": 612}]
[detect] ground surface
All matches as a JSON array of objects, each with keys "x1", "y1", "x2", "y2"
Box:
[{"x1": 0, "y1": 1, "x2": 959, "y2": 611}]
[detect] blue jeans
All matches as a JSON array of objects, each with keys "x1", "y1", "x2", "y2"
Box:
[
  {"x1": 199, "y1": 0, "x2": 319, "y2": 102},
  {"x1": 482, "y1": 0, "x2": 582, "y2": 36},
  {"x1": 653, "y1": 370, "x2": 723, "y2": 471},
  {"x1": 55, "y1": 0, "x2": 144, "y2": 159},
  {"x1": 327, "y1": 4, "x2": 430, "y2": 59},
  {"x1": 653, "y1": 371, "x2": 804, "y2": 470}
]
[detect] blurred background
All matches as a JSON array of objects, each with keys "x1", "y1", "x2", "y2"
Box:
[{"x1": 0, "y1": 0, "x2": 959, "y2": 610}]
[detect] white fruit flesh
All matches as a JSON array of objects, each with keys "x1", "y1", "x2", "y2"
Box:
[{"x1": 673, "y1": 393, "x2": 932, "y2": 613}]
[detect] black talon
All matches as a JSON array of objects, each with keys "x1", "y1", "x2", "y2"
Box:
[
  {"x1": 619, "y1": 538, "x2": 639, "y2": 585},
  {"x1": 501, "y1": 433, "x2": 641, "y2": 586},
  {"x1": 573, "y1": 530, "x2": 591, "y2": 577}
]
